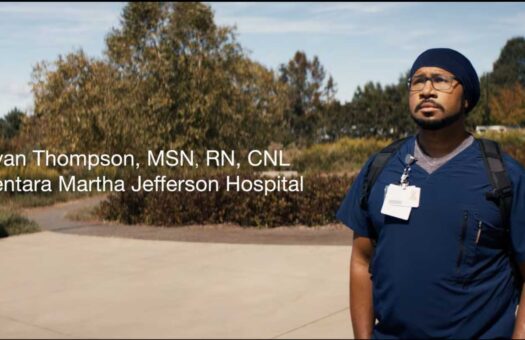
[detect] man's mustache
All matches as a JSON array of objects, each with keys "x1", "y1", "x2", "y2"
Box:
[{"x1": 415, "y1": 100, "x2": 445, "y2": 112}]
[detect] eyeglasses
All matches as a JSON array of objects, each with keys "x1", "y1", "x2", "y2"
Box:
[{"x1": 408, "y1": 74, "x2": 459, "y2": 92}]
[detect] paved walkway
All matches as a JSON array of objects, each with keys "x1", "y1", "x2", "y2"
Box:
[{"x1": 0, "y1": 198, "x2": 354, "y2": 339}]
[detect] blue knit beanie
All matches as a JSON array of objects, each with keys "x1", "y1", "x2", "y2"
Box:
[{"x1": 409, "y1": 48, "x2": 480, "y2": 113}]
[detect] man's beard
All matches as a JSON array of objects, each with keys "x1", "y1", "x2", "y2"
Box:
[{"x1": 411, "y1": 109, "x2": 464, "y2": 131}]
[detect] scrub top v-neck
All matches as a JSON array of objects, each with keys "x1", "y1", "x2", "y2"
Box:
[{"x1": 414, "y1": 134, "x2": 474, "y2": 175}]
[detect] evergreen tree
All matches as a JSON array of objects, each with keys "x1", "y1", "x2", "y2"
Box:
[
  {"x1": 491, "y1": 37, "x2": 525, "y2": 87},
  {"x1": 278, "y1": 51, "x2": 335, "y2": 145},
  {"x1": 0, "y1": 107, "x2": 25, "y2": 140}
]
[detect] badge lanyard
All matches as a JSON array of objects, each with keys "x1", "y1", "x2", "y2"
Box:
[{"x1": 400, "y1": 154, "x2": 417, "y2": 189}]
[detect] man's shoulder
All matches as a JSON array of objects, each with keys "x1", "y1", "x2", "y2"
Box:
[
  {"x1": 471, "y1": 138, "x2": 524, "y2": 180},
  {"x1": 502, "y1": 153, "x2": 525, "y2": 179},
  {"x1": 365, "y1": 136, "x2": 416, "y2": 163},
  {"x1": 355, "y1": 136, "x2": 415, "y2": 186}
]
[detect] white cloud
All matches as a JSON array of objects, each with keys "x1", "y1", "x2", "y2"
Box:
[
  {"x1": 0, "y1": 3, "x2": 121, "y2": 24},
  {"x1": 490, "y1": 11, "x2": 525, "y2": 32},
  {"x1": 312, "y1": 2, "x2": 413, "y2": 14},
  {"x1": 0, "y1": 79, "x2": 31, "y2": 99},
  {"x1": 0, "y1": 79, "x2": 33, "y2": 116},
  {"x1": 0, "y1": 3, "x2": 121, "y2": 46},
  {"x1": 33, "y1": 23, "x2": 109, "y2": 45},
  {"x1": 212, "y1": 3, "x2": 413, "y2": 36},
  {"x1": 207, "y1": 2, "x2": 260, "y2": 13},
  {"x1": 216, "y1": 15, "x2": 376, "y2": 35},
  {"x1": 210, "y1": 2, "x2": 302, "y2": 16},
  {"x1": 0, "y1": 3, "x2": 123, "y2": 53}
]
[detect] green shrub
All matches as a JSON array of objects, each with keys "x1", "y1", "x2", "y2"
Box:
[
  {"x1": 0, "y1": 211, "x2": 40, "y2": 237},
  {"x1": 98, "y1": 173, "x2": 355, "y2": 228},
  {"x1": 291, "y1": 137, "x2": 391, "y2": 174},
  {"x1": 0, "y1": 165, "x2": 60, "y2": 192},
  {"x1": 0, "y1": 165, "x2": 75, "y2": 208}
]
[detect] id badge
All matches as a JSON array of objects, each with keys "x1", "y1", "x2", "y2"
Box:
[{"x1": 381, "y1": 184, "x2": 421, "y2": 220}]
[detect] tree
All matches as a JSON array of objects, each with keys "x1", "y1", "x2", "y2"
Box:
[
  {"x1": 469, "y1": 37, "x2": 525, "y2": 128},
  {"x1": 489, "y1": 83, "x2": 525, "y2": 126},
  {"x1": 0, "y1": 107, "x2": 26, "y2": 152},
  {"x1": 491, "y1": 37, "x2": 525, "y2": 87},
  {"x1": 467, "y1": 73, "x2": 493, "y2": 128},
  {"x1": 104, "y1": 2, "x2": 285, "y2": 152},
  {"x1": 30, "y1": 2, "x2": 286, "y2": 156},
  {"x1": 0, "y1": 107, "x2": 25, "y2": 140},
  {"x1": 349, "y1": 72, "x2": 415, "y2": 138},
  {"x1": 382, "y1": 73, "x2": 414, "y2": 138},
  {"x1": 31, "y1": 50, "x2": 139, "y2": 154},
  {"x1": 278, "y1": 51, "x2": 335, "y2": 146}
]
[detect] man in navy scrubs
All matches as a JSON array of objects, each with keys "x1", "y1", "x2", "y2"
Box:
[{"x1": 337, "y1": 48, "x2": 525, "y2": 339}]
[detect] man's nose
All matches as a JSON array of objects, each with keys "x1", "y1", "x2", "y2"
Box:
[{"x1": 419, "y1": 79, "x2": 436, "y2": 98}]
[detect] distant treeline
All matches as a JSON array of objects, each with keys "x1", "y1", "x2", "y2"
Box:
[{"x1": 2, "y1": 2, "x2": 525, "y2": 156}]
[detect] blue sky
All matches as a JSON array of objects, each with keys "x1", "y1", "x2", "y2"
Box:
[{"x1": 1, "y1": 2, "x2": 525, "y2": 117}]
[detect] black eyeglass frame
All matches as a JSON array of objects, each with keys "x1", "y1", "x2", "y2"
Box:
[{"x1": 407, "y1": 74, "x2": 460, "y2": 92}]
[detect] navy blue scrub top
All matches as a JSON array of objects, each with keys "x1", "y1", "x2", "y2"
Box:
[{"x1": 337, "y1": 136, "x2": 525, "y2": 339}]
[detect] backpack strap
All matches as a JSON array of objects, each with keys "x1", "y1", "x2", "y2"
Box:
[
  {"x1": 477, "y1": 138, "x2": 521, "y2": 288},
  {"x1": 360, "y1": 137, "x2": 408, "y2": 272},
  {"x1": 477, "y1": 138, "x2": 513, "y2": 232},
  {"x1": 360, "y1": 137, "x2": 409, "y2": 211}
]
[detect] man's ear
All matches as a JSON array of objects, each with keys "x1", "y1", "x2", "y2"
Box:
[{"x1": 464, "y1": 99, "x2": 469, "y2": 109}]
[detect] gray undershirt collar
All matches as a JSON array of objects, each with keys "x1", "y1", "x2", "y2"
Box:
[{"x1": 414, "y1": 135, "x2": 474, "y2": 174}]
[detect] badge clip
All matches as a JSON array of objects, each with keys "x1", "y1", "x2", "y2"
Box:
[{"x1": 400, "y1": 154, "x2": 417, "y2": 189}]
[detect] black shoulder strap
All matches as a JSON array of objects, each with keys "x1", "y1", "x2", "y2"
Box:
[
  {"x1": 478, "y1": 138, "x2": 513, "y2": 231},
  {"x1": 360, "y1": 137, "x2": 408, "y2": 210},
  {"x1": 478, "y1": 138, "x2": 520, "y2": 288}
]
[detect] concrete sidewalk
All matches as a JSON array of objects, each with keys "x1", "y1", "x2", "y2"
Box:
[{"x1": 0, "y1": 231, "x2": 353, "y2": 339}]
